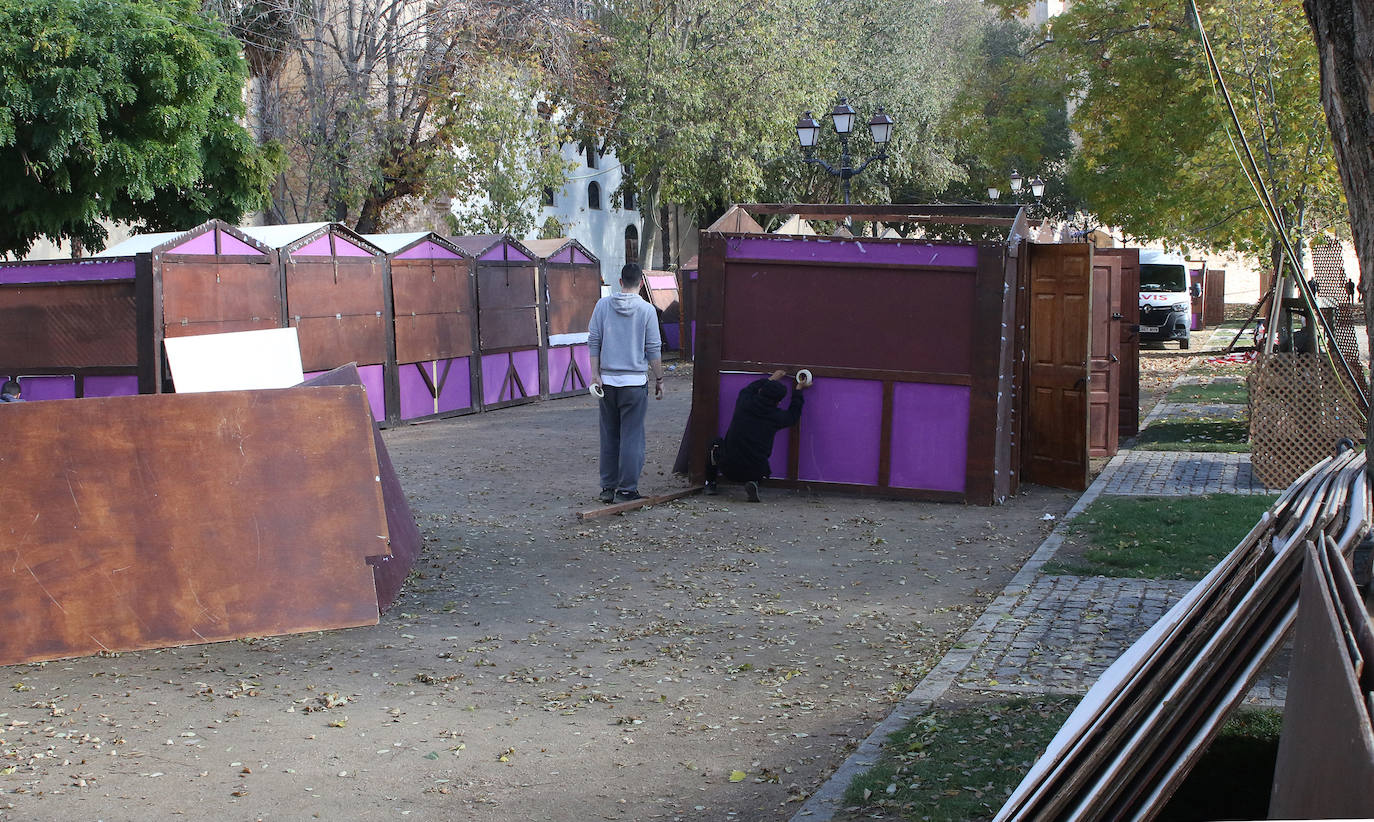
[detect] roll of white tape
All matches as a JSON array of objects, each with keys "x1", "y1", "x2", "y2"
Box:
[
  {"x1": 589, "y1": 383, "x2": 605, "y2": 398},
  {"x1": 796, "y1": 369, "x2": 813, "y2": 386}
]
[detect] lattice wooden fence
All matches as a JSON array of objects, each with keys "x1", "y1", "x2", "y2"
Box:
[{"x1": 1248, "y1": 351, "x2": 1366, "y2": 488}]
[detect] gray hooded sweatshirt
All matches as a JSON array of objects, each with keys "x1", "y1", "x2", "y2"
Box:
[{"x1": 587, "y1": 291, "x2": 661, "y2": 382}]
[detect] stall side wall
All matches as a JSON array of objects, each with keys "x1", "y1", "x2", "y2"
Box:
[
  {"x1": 390, "y1": 254, "x2": 478, "y2": 422},
  {"x1": 691, "y1": 234, "x2": 1011, "y2": 504},
  {"x1": 544, "y1": 261, "x2": 600, "y2": 399}
]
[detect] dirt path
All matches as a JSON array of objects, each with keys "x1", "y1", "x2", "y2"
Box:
[{"x1": 0, "y1": 368, "x2": 1078, "y2": 821}]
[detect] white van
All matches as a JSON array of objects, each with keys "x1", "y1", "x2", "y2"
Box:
[{"x1": 1138, "y1": 250, "x2": 1197, "y2": 349}]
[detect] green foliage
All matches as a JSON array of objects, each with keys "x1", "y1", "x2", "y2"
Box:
[
  {"x1": 982, "y1": 0, "x2": 1344, "y2": 255},
  {"x1": 1042, "y1": 494, "x2": 1278, "y2": 579},
  {"x1": 443, "y1": 62, "x2": 574, "y2": 237},
  {"x1": 0, "y1": 0, "x2": 278, "y2": 256},
  {"x1": 843, "y1": 697, "x2": 1078, "y2": 821}
]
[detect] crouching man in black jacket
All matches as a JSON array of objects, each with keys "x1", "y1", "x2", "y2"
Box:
[{"x1": 705, "y1": 369, "x2": 808, "y2": 502}]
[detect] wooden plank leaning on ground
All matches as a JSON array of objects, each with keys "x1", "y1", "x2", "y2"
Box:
[{"x1": 576, "y1": 486, "x2": 705, "y2": 520}]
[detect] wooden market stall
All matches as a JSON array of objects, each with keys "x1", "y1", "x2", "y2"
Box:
[
  {"x1": 0, "y1": 254, "x2": 149, "y2": 400},
  {"x1": 239, "y1": 222, "x2": 389, "y2": 421},
  {"x1": 641, "y1": 269, "x2": 684, "y2": 356},
  {"x1": 451, "y1": 235, "x2": 542, "y2": 410},
  {"x1": 525, "y1": 237, "x2": 601, "y2": 400},
  {"x1": 688, "y1": 203, "x2": 1127, "y2": 502},
  {"x1": 364, "y1": 232, "x2": 479, "y2": 423}
]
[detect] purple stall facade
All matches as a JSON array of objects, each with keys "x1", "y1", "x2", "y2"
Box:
[
  {"x1": 527, "y1": 237, "x2": 601, "y2": 400},
  {"x1": 365, "y1": 232, "x2": 479, "y2": 424},
  {"x1": 1189, "y1": 267, "x2": 1205, "y2": 331},
  {"x1": 691, "y1": 228, "x2": 1020, "y2": 505},
  {"x1": 453, "y1": 235, "x2": 542, "y2": 410}
]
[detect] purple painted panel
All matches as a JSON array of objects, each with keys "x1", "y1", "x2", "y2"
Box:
[
  {"x1": 295, "y1": 235, "x2": 333, "y2": 256},
  {"x1": 218, "y1": 231, "x2": 263, "y2": 256},
  {"x1": 358, "y1": 363, "x2": 386, "y2": 420},
  {"x1": 512, "y1": 348, "x2": 539, "y2": 398},
  {"x1": 662, "y1": 322, "x2": 680, "y2": 350},
  {"x1": 646, "y1": 274, "x2": 677, "y2": 290},
  {"x1": 551, "y1": 248, "x2": 573, "y2": 263},
  {"x1": 889, "y1": 383, "x2": 969, "y2": 493},
  {"x1": 1190, "y1": 268, "x2": 1204, "y2": 331},
  {"x1": 83, "y1": 375, "x2": 139, "y2": 398},
  {"x1": 332, "y1": 236, "x2": 375, "y2": 257},
  {"x1": 19, "y1": 375, "x2": 76, "y2": 401},
  {"x1": 573, "y1": 344, "x2": 591, "y2": 386},
  {"x1": 717, "y1": 372, "x2": 789, "y2": 478},
  {"x1": 689, "y1": 270, "x2": 698, "y2": 280},
  {"x1": 396, "y1": 241, "x2": 460, "y2": 260},
  {"x1": 480, "y1": 242, "x2": 531, "y2": 262},
  {"x1": 725, "y1": 236, "x2": 977, "y2": 268},
  {"x1": 302, "y1": 370, "x2": 323, "y2": 383},
  {"x1": 398, "y1": 362, "x2": 437, "y2": 420},
  {"x1": 796, "y1": 379, "x2": 882, "y2": 486},
  {"x1": 481, "y1": 353, "x2": 505, "y2": 405},
  {"x1": 572, "y1": 248, "x2": 594, "y2": 265},
  {"x1": 171, "y1": 231, "x2": 217, "y2": 255},
  {"x1": 437, "y1": 357, "x2": 471, "y2": 413},
  {"x1": 548, "y1": 346, "x2": 572, "y2": 391},
  {"x1": 0, "y1": 258, "x2": 136, "y2": 284}
]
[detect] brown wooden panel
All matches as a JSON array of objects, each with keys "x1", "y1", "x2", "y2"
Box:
[
  {"x1": 1024, "y1": 243, "x2": 1091, "y2": 491},
  {"x1": 0, "y1": 282, "x2": 137, "y2": 368},
  {"x1": 391, "y1": 257, "x2": 470, "y2": 315},
  {"x1": 720, "y1": 262, "x2": 976, "y2": 375},
  {"x1": 160, "y1": 260, "x2": 281, "y2": 326},
  {"x1": 286, "y1": 259, "x2": 384, "y2": 317},
  {"x1": 163, "y1": 318, "x2": 282, "y2": 339},
  {"x1": 1089, "y1": 253, "x2": 1122, "y2": 457},
  {"x1": 477, "y1": 264, "x2": 538, "y2": 309},
  {"x1": 1097, "y1": 248, "x2": 1142, "y2": 437},
  {"x1": 0, "y1": 388, "x2": 386, "y2": 666},
  {"x1": 292, "y1": 314, "x2": 388, "y2": 370},
  {"x1": 395, "y1": 312, "x2": 474, "y2": 362},
  {"x1": 546, "y1": 264, "x2": 601, "y2": 336},
  {"x1": 479, "y1": 307, "x2": 539, "y2": 351},
  {"x1": 1204, "y1": 269, "x2": 1226, "y2": 326}
]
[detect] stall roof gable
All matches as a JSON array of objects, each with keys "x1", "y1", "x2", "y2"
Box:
[
  {"x1": 239, "y1": 222, "x2": 332, "y2": 249},
  {"x1": 362, "y1": 232, "x2": 466, "y2": 258},
  {"x1": 95, "y1": 220, "x2": 274, "y2": 257},
  {"x1": 524, "y1": 237, "x2": 599, "y2": 264},
  {"x1": 449, "y1": 234, "x2": 535, "y2": 262},
  {"x1": 705, "y1": 205, "x2": 765, "y2": 234},
  {"x1": 240, "y1": 222, "x2": 383, "y2": 257}
]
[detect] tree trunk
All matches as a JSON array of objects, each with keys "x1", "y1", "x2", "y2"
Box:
[
  {"x1": 637, "y1": 174, "x2": 662, "y2": 269},
  {"x1": 1304, "y1": 0, "x2": 1374, "y2": 479}
]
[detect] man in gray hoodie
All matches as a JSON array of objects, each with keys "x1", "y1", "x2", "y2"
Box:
[{"x1": 588, "y1": 264, "x2": 664, "y2": 503}]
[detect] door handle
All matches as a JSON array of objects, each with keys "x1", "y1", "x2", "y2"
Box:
[
  {"x1": 1110, "y1": 354, "x2": 1119, "y2": 363},
  {"x1": 1111, "y1": 313, "x2": 1124, "y2": 320},
  {"x1": 1074, "y1": 377, "x2": 1086, "y2": 390}
]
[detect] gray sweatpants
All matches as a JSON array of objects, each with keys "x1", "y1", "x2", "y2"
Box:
[{"x1": 598, "y1": 384, "x2": 648, "y2": 493}]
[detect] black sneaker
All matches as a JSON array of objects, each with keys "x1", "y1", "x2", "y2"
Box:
[
  {"x1": 705, "y1": 481, "x2": 719, "y2": 496},
  {"x1": 745, "y1": 481, "x2": 760, "y2": 502},
  {"x1": 599, "y1": 488, "x2": 615, "y2": 503},
  {"x1": 614, "y1": 490, "x2": 644, "y2": 502}
]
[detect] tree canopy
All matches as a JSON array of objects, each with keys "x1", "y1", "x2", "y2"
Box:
[
  {"x1": 979, "y1": 0, "x2": 1345, "y2": 258},
  {"x1": 0, "y1": 0, "x2": 278, "y2": 257}
]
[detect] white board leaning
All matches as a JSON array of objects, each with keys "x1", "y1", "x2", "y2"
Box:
[{"x1": 163, "y1": 328, "x2": 306, "y2": 393}]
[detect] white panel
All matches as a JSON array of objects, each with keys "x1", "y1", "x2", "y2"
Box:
[{"x1": 164, "y1": 328, "x2": 305, "y2": 393}]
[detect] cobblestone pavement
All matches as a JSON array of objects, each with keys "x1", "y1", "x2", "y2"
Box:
[{"x1": 1099, "y1": 450, "x2": 1271, "y2": 495}]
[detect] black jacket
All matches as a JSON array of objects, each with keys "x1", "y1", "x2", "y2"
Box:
[{"x1": 721, "y1": 378, "x2": 804, "y2": 479}]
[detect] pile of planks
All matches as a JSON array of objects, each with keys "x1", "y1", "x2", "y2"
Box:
[{"x1": 996, "y1": 448, "x2": 1370, "y2": 821}]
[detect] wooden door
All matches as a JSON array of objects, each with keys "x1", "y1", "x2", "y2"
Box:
[
  {"x1": 1098, "y1": 248, "x2": 1141, "y2": 437},
  {"x1": 1204, "y1": 269, "x2": 1226, "y2": 326},
  {"x1": 1024, "y1": 243, "x2": 1092, "y2": 491},
  {"x1": 1089, "y1": 253, "x2": 1122, "y2": 456}
]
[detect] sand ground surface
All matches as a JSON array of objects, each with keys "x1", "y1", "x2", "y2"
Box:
[{"x1": 0, "y1": 366, "x2": 1093, "y2": 822}]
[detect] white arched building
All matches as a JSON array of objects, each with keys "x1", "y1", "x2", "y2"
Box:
[{"x1": 523, "y1": 141, "x2": 642, "y2": 284}]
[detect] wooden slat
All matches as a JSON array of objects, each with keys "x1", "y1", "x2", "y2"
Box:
[
  {"x1": 576, "y1": 486, "x2": 704, "y2": 520},
  {"x1": 0, "y1": 388, "x2": 388, "y2": 666}
]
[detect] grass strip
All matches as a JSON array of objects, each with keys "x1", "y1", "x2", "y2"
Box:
[
  {"x1": 1165, "y1": 379, "x2": 1248, "y2": 405},
  {"x1": 1133, "y1": 418, "x2": 1250, "y2": 452},
  {"x1": 842, "y1": 696, "x2": 1077, "y2": 821},
  {"x1": 1042, "y1": 494, "x2": 1279, "y2": 580}
]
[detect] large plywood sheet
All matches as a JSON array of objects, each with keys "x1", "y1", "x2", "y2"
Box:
[
  {"x1": 395, "y1": 312, "x2": 474, "y2": 362},
  {"x1": 163, "y1": 327, "x2": 305, "y2": 392},
  {"x1": 546, "y1": 264, "x2": 601, "y2": 336},
  {"x1": 391, "y1": 257, "x2": 470, "y2": 315},
  {"x1": 286, "y1": 259, "x2": 384, "y2": 317},
  {"x1": 161, "y1": 260, "x2": 281, "y2": 326},
  {"x1": 0, "y1": 388, "x2": 388, "y2": 665}
]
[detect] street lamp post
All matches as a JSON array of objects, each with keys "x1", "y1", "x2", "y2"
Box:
[{"x1": 796, "y1": 99, "x2": 894, "y2": 205}]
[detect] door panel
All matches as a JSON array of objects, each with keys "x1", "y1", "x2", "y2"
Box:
[
  {"x1": 1097, "y1": 248, "x2": 1141, "y2": 437},
  {"x1": 1024, "y1": 243, "x2": 1092, "y2": 491},
  {"x1": 1089, "y1": 254, "x2": 1121, "y2": 456}
]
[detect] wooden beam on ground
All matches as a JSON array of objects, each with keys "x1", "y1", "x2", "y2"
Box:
[{"x1": 576, "y1": 486, "x2": 705, "y2": 520}]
